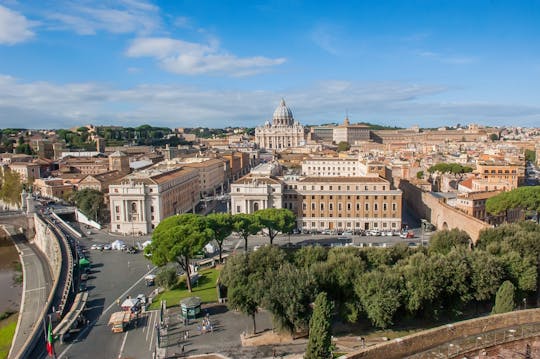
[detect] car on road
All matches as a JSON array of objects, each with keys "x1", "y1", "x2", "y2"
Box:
[
  {"x1": 341, "y1": 231, "x2": 353, "y2": 237},
  {"x1": 91, "y1": 244, "x2": 103, "y2": 250},
  {"x1": 103, "y1": 244, "x2": 112, "y2": 250}
]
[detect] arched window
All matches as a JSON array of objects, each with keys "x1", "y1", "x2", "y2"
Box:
[
  {"x1": 253, "y1": 202, "x2": 259, "y2": 211},
  {"x1": 131, "y1": 202, "x2": 137, "y2": 213}
]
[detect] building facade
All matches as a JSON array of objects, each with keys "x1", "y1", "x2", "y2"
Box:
[
  {"x1": 474, "y1": 161, "x2": 525, "y2": 191},
  {"x1": 255, "y1": 99, "x2": 305, "y2": 151},
  {"x1": 230, "y1": 175, "x2": 283, "y2": 214},
  {"x1": 302, "y1": 157, "x2": 369, "y2": 177},
  {"x1": 109, "y1": 166, "x2": 199, "y2": 235}
]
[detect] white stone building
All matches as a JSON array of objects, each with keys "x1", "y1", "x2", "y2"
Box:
[
  {"x1": 255, "y1": 99, "x2": 305, "y2": 151},
  {"x1": 109, "y1": 165, "x2": 199, "y2": 235},
  {"x1": 230, "y1": 175, "x2": 284, "y2": 214}
]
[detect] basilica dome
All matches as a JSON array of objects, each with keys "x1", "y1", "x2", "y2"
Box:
[{"x1": 272, "y1": 98, "x2": 294, "y2": 126}]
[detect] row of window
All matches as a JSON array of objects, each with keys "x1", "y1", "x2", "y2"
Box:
[{"x1": 304, "y1": 202, "x2": 398, "y2": 211}]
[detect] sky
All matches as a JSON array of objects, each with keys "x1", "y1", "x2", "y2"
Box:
[{"x1": 0, "y1": 0, "x2": 539, "y2": 129}]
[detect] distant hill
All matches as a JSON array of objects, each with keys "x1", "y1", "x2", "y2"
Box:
[{"x1": 306, "y1": 122, "x2": 403, "y2": 130}]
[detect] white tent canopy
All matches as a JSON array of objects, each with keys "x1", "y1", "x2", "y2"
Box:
[{"x1": 111, "y1": 240, "x2": 126, "y2": 250}]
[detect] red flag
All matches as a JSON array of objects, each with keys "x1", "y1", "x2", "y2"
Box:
[{"x1": 46, "y1": 319, "x2": 54, "y2": 357}]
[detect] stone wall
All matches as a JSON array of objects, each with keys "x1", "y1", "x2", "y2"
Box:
[
  {"x1": 346, "y1": 309, "x2": 540, "y2": 359},
  {"x1": 32, "y1": 214, "x2": 62, "y2": 279},
  {"x1": 399, "y1": 180, "x2": 490, "y2": 243}
]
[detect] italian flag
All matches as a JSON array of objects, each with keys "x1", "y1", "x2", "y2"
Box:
[{"x1": 46, "y1": 320, "x2": 54, "y2": 357}]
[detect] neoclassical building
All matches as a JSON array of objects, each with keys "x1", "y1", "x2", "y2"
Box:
[{"x1": 255, "y1": 99, "x2": 305, "y2": 151}]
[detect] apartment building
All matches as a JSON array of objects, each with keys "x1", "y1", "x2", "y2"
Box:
[
  {"x1": 474, "y1": 161, "x2": 525, "y2": 191},
  {"x1": 284, "y1": 176, "x2": 402, "y2": 232},
  {"x1": 109, "y1": 165, "x2": 199, "y2": 235},
  {"x1": 455, "y1": 190, "x2": 500, "y2": 220},
  {"x1": 302, "y1": 157, "x2": 369, "y2": 177}
]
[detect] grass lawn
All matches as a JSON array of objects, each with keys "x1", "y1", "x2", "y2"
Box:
[
  {"x1": 149, "y1": 268, "x2": 221, "y2": 310},
  {"x1": 0, "y1": 314, "x2": 18, "y2": 359}
]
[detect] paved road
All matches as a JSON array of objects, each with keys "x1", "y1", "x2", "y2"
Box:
[
  {"x1": 55, "y1": 231, "x2": 157, "y2": 359},
  {"x1": 3, "y1": 227, "x2": 52, "y2": 359}
]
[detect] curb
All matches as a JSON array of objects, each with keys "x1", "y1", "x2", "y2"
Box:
[{"x1": 1, "y1": 225, "x2": 26, "y2": 359}]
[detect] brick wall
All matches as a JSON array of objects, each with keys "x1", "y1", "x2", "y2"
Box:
[{"x1": 345, "y1": 309, "x2": 540, "y2": 359}]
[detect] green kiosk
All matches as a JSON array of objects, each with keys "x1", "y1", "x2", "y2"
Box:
[{"x1": 180, "y1": 297, "x2": 201, "y2": 319}]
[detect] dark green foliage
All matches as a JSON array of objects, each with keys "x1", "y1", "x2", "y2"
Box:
[
  {"x1": 261, "y1": 262, "x2": 315, "y2": 333},
  {"x1": 525, "y1": 149, "x2": 536, "y2": 163},
  {"x1": 0, "y1": 169, "x2": 23, "y2": 206},
  {"x1": 15, "y1": 143, "x2": 34, "y2": 155},
  {"x1": 146, "y1": 214, "x2": 214, "y2": 292},
  {"x1": 220, "y1": 220, "x2": 539, "y2": 334},
  {"x1": 305, "y1": 292, "x2": 333, "y2": 359},
  {"x1": 254, "y1": 208, "x2": 296, "y2": 245},
  {"x1": 205, "y1": 213, "x2": 233, "y2": 263},
  {"x1": 427, "y1": 163, "x2": 473, "y2": 175},
  {"x1": 337, "y1": 141, "x2": 351, "y2": 152},
  {"x1": 232, "y1": 213, "x2": 261, "y2": 251},
  {"x1": 155, "y1": 266, "x2": 178, "y2": 290},
  {"x1": 486, "y1": 186, "x2": 540, "y2": 222},
  {"x1": 428, "y1": 229, "x2": 470, "y2": 255},
  {"x1": 492, "y1": 281, "x2": 516, "y2": 314},
  {"x1": 355, "y1": 269, "x2": 403, "y2": 328},
  {"x1": 71, "y1": 189, "x2": 105, "y2": 222},
  {"x1": 489, "y1": 133, "x2": 499, "y2": 141},
  {"x1": 416, "y1": 170, "x2": 424, "y2": 179}
]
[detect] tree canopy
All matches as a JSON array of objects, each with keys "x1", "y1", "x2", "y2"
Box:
[
  {"x1": 492, "y1": 281, "x2": 516, "y2": 314},
  {"x1": 254, "y1": 208, "x2": 296, "y2": 245},
  {"x1": 146, "y1": 214, "x2": 214, "y2": 292},
  {"x1": 337, "y1": 141, "x2": 351, "y2": 152},
  {"x1": 205, "y1": 213, "x2": 233, "y2": 263},
  {"x1": 305, "y1": 292, "x2": 333, "y2": 359},
  {"x1": 427, "y1": 163, "x2": 473, "y2": 175},
  {"x1": 71, "y1": 189, "x2": 105, "y2": 222},
  {"x1": 486, "y1": 186, "x2": 540, "y2": 222},
  {"x1": 232, "y1": 213, "x2": 261, "y2": 251},
  {"x1": 0, "y1": 169, "x2": 23, "y2": 207}
]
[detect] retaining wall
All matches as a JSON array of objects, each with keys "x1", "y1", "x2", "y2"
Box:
[
  {"x1": 399, "y1": 180, "x2": 490, "y2": 242},
  {"x1": 32, "y1": 214, "x2": 62, "y2": 279},
  {"x1": 346, "y1": 309, "x2": 540, "y2": 359}
]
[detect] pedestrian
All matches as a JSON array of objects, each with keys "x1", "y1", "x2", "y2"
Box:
[
  {"x1": 181, "y1": 345, "x2": 185, "y2": 357},
  {"x1": 361, "y1": 337, "x2": 365, "y2": 348},
  {"x1": 186, "y1": 330, "x2": 189, "y2": 339},
  {"x1": 116, "y1": 298, "x2": 120, "y2": 307}
]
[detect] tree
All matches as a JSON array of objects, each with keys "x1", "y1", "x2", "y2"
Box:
[
  {"x1": 232, "y1": 213, "x2": 261, "y2": 252},
  {"x1": 305, "y1": 292, "x2": 333, "y2": 359},
  {"x1": 205, "y1": 213, "x2": 233, "y2": 263},
  {"x1": 428, "y1": 229, "x2": 471, "y2": 255},
  {"x1": 0, "y1": 169, "x2": 23, "y2": 206},
  {"x1": 470, "y1": 251, "x2": 504, "y2": 302},
  {"x1": 221, "y1": 253, "x2": 261, "y2": 334},
  {"x1": 71, "y1": 189, "x2": 105, "y2": 222},
  {"x1": 254, "y1": 208, "x2": 296, "y2": 245},
  {"x1": 486, "y1": 186, "x2": 540, "y2": 223},
  {"x1": 146, "y1": 214, "x2": 214, "y2": 292},
  {"x1": 525, "y1": 149, "x2": 536, "y2": 163},
  {"x1": 490, "y1": 133, "x2": 499, "y2": 141},
  {"x1": 155, "y1": 266, "x2": 178, "y2": 290},
  {"x1": 492, "y1": 281, "x2": 516, "y2": 314},
  {"x1": 416, "y1": 170, "x2": 424, "y2": 180},
  {"x1": 355, "y1": 269, "x2": 403, "y2": 328},
  {"x1": 261, "y1": 262, "x2": 315, "y2": 333},
  {"x1": 337, "y1": 141, "x2": 351, "y2": 152}
]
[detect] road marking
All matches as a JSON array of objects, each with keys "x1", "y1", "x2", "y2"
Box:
[
  {"x1": 56, "y1": 266, "x2": 157, "y2": 359},
  {"x1": 117, "y1": 331, "x2": 128, "y2": 358},
  {"x1": 25, "y1": 286, "x2": 46, "y2": 293},
  {"x1": 234, "y1": 238, "x2": 242, "y2": 251},
  {"x1": 148, "y1": 309, "x2": 157, "y2": 351}
]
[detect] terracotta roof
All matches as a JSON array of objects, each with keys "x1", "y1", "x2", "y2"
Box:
[
  {"x1": 459, "y1": 177, "x2": 473, "y2": 190},
  {"x1": 151, "y1": 167, "x2": 197, "y2": 184}
]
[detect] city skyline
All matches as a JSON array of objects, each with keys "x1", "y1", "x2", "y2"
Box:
[{"x1": 1, "y1": 0, "x2": 540, "y2": 129}]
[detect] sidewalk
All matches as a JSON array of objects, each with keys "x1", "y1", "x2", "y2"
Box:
[{"x1": 160, "y1": 303, "x2": 307, "y2": 359}]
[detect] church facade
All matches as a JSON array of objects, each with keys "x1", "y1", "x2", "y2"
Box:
[{"x1": 255, "y1": 99, "x2": 305, "y2": 151}]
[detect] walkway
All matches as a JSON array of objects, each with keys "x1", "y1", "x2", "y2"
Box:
[{"x1": 2, "y1": 226, "x2": 52, "y2": 359}]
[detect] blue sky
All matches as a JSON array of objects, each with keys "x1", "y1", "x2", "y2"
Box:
[{"x1": 0, "y1": 0, "x2": 539, "y2": 129}]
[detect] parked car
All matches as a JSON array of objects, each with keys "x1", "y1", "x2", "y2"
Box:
[{"x1": 103, "y1": 244, "x2": 112, "y2": 250}]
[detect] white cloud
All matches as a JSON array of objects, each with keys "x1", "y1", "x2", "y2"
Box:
[
  {"x1": 0, "y1": 74, "x2": 539, "y2": 129},
  {"x1": 0, "y1": 5, "x2": 34, "y2": 45},
  {"x1": 46, "y1": 0, "x2": 160, "y2": 35},
  {"x1": 310, "y1": 23, "x2": 341, "y2": 55},
  {"x1": 126, "y1": 37, "x2": 286, "y2": 76},
  {"x1": 417, "y1": 50, "x2": 477, "y2": 65}
]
